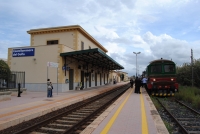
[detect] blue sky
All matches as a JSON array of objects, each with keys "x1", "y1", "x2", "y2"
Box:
[{"x1": 0, "y1": 0, "x2": 200, "y2": 76}]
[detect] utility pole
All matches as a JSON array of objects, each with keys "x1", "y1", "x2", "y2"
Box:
[
  {"x1": 138, "y1": 65, "x2": 140, "y2": 76},
  {"x1": 133, "y1": 52, "x2": 141, "y2": 77},
  {"x1": 191, "y1": 49, "x2": 194, "y2": 87}
]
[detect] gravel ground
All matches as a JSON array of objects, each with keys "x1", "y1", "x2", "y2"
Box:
[{"x1": 153, "y1": 98, "x2": 200, "y2": 134}]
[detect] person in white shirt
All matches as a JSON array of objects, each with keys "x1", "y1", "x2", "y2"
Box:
[{"x1": 142, "y1": 77, "x2": 148, "y2": 91}]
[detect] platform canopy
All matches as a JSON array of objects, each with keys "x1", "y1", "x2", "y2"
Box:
[{"x1": 60, "y1": 48, "x2": 124, "y2": 70}]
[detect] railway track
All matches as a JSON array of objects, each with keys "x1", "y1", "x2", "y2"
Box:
[
  {"x1": 12, "y1": 84, "x2": 130, "y2": 134},
  {"x1": 157, "y1": 98, "x2": 200, "y2": 134}
]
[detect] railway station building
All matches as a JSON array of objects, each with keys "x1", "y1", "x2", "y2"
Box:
[{"x1": 7, "y1": 25, "x2": 124, "y2": 92}]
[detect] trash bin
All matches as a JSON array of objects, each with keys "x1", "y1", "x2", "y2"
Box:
[{"x1": 113, "y1": 80, "x2": 116, "y2": 84}]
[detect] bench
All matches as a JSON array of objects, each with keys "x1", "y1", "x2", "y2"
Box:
[{"x1": 0, "y1": 91, "x2": 11, "y2": 101}]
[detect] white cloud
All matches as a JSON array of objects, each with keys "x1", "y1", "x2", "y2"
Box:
[
  {"x1": 93, "y1": 26, "x2": 119, "y2": 40},
  {"x1": 104, "y1": 42, "x2": 126, "y2": 55},
  {"x1": 141, "y1": 32, "x2": 191, "y2": 63},
  {"x1": 0, "y1": 0, "x2": 200, "y2": 76},
  {"x1": 116, "y1": 31, "x2": 197, "y2": 75},
  {"x1": 143, "y1": 32, "x2": 175, "y2": 48}
]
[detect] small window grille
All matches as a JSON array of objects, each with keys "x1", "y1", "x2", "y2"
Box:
[
  {"x1": 47, "y1": 40, "x2": 58, "y2": 45},
  {"x1": 81, "y1": 41, "x2": 84, "y2": 50}
]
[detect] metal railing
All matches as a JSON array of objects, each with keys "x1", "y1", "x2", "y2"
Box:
[{"x1": 0, "y1": 71, "x2": 25, "y2": 91}]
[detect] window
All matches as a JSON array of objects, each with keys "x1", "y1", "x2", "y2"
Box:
[
  {"x1": 164, "y1": 65, "x2": 175, "y2": 73},
  {"x1": 150, "y1": 65, "x2": 162, "y2": 73},
  {"x1": 81, "y1": 41, "x2": 84, "y2": 50},
  {"x1": 47, "y1": 40, "x2": 58, "y2": 45}
]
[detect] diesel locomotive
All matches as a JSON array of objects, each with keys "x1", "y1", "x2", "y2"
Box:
[{"x1": 146, "y1": 58, "x2": 179, "y2": 96}]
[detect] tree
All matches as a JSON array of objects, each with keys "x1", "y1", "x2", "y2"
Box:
[
  {"x1": 0, "y1": 60, "x2": 11, "y2": 84},
  {"x1": 176, "y1": 59, "x2": 200, "y2": 87}
]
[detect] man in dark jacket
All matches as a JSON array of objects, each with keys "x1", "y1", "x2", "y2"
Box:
[{"x1": 135, "y1": 77, "x2": 141, "y2": 94}]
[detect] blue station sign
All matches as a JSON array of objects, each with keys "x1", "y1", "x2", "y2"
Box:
[{"x1": 12, "y1": 48, "x2": 35, "y2": 57}]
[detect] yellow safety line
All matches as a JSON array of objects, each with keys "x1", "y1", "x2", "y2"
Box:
[
  {"x1": 140, "y1": 91, "x2": 149, "y2": 134},
  {"x1": 101, "y1": 88, "x2": 133, "y2": 134}
]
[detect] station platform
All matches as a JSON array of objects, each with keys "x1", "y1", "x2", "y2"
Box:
[
  {"x1": 82, "y1": 86, "x2": 169, "y2": 134},
  {"x1": 0, "y1": 82, "x2": 169, "y2": 134}
]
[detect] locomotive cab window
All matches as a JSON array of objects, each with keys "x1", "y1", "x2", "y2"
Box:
[
  {"x1": 150, "y1": 65, "x2": 162, "y2": 73},
  {"x1": 164, "y1": 64, "x2": 175, "y2": 73}
]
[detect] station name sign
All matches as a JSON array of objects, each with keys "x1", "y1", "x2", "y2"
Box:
[{"x1": 12, "y1": 48, "x2": 35, "y2": 57}]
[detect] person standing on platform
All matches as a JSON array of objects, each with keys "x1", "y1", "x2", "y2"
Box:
[
  {"x1": 50, "y1": 82, "x2": 53, "y2": 97},
  {"x1": 142, "y1": 77, "x2": 148, "y2": 91},
  {"x1": 130, "y1": 79, "x2": 134, "y2": 88},
  {"x1": 135, "y1": 77, "x2": 141, "y2": 94},
  {"x1": 47, "y1": 79, "x2": 50, "y2": 97},
  {"x1": 47, "y1": 80, "x2": 52, "y2": 97}
]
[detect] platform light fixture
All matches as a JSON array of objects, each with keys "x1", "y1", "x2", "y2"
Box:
[{"x1": 133, "y1": 52, "x2": 141, "y2": 77}]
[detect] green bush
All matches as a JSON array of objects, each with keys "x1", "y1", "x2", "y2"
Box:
[
  {"x1": 0, "y1": 60, "x2": 11, "y2": 80},
  {"x1": 175, "y1": 85, "x2": 200, "y2": 109},
  {"x1": 177, "y1": 59, "x2": 200, "y2": 88},
  {"x1": 192, "y1": 96, "x2": 200, "y2": 109}
]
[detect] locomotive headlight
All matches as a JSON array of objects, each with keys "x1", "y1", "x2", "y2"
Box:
[
  {"x1": 171, "y1": 78, "x2": 174, "y2": 81},
  {"x1": 153, "y1": 78, "x2": 156, "y2": 81}
]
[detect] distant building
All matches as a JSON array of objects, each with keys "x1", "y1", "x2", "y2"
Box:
[
  {"x1": 116, "y1": 71, "x2": 128, "y2": 82},
  {"x1": 123, "y1": 72, "x2": 128, "y2": 81},
  {"x1": 109, "y1": 70, "x2": 119, "y2": 84},
  {"x1": 7, "y1": 25, "x2": 124, "y2": 92}
]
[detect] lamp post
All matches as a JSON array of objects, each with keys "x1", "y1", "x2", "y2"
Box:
[{"x1": 133, "y1": 52, "x2": 141, "y2": 77}]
